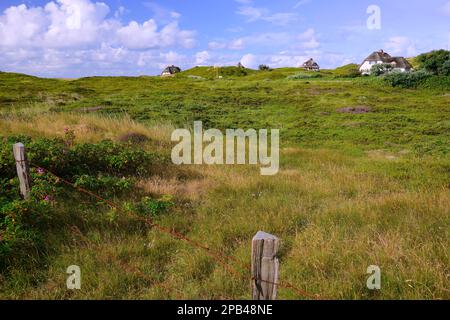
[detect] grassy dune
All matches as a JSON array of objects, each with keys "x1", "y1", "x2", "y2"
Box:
[{"x1": 0, "y1": 70, "x2": 449, "y2": 299}]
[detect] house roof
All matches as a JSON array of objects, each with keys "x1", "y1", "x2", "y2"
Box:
[
  {"x1": 364, "y1": 50, "x2": 392, "y2": 62},
  {"x1": 162, "y1": 65, "x2": 181, "y2": 74},
  {"x1": 302, "y1": 58, "x2": 319, "y2": 67},
  {"x1": 362, "y1": 50, "x2": 413, "y2": 70},
  {"x1": 390, "y1": 57, "x2": 413, "y2": 69}
]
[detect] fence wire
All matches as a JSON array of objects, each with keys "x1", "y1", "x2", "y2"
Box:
[{"x1": 29, "y1": 163, "x2": 326, "y2": 300}]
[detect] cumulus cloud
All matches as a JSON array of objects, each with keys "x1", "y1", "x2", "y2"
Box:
[
  {"x1": 195, "y1": 51, "x2": 210, "y2": 65},
  {"x1": 237, "y1": 5, "x2": 298, "y2": 26},
  {"x1": 385, "y1": 36, "x2": 416, "y2": 57},
  {"x1": 298, "y1": 28, "x2": 320, "y2": 49},
  {"x1": 0, "y1": 0, "x2": 196, "y2": 76},
  {"x1": 0, "y1": 0, "x2": 114, "y2": 49},
  {"x1": 209, "y1": 32, "x2": 292, "y2": 51},
  {"x1": 117, "y1": 20, "x2": 195, "y2": 50},
  {"x1": 208, "y1": 41, "x2": 227, "y2": 50},
  {"x1": 240, "y1": 53, "x2": 258, "y2": 68}
]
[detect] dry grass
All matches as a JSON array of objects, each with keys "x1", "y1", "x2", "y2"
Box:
[
  {"x1": 0, "y1": 112, "x2": 174, "y2": 153},
  {"x1": 0, "y1": 113, "x2": 448, "y2": 300}
]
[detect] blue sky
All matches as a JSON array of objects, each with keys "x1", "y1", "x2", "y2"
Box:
[{"x1": 0, "y1": 0, "x2": 449, "y2": 77}]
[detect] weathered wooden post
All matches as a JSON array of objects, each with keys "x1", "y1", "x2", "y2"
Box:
[
  {"x1": 13, "y1": 143, "x2": 31, "y2": 199},
  {"x1": 252, "y1": 231, "x2": 280, "y2": 300}
]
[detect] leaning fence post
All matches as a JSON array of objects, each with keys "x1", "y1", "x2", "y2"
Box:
[
  {"x1": 13, "y1": 143, "x2": 31, "y2": 199},
  {"x1": 252, "y1": 231, "x2": 280, "y2": 300}
]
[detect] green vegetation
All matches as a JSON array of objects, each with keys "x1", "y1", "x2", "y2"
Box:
[
  {"x1": 375, "y1": 50, "x2": 450, "y2": 89},
  {"x1": 258, "y1": 64, "x2": 272, "y2": 71},
  {"x1": 383, "y1": 70, "x2": 431, "y2": 89},
  {"x1": 178, "y1": 66, "x2": 256, "y2": 79},
  {"x1": 370, "y1": 63, "x2": 393, "y2": 76},
  {"x1": 0, "y1": 132, "x2": 168, "y2": 269},
  {"x1": 287, "y1": 72, "x2": 323, "y2": 80},
  {"x1": 328, "y1": 63, "x2": 361, "y2": 78},
  {"x1": 416, "y1": 50, "x2": 450, "y2": 76},
  {"x1": 0, "y1": 64, "x2": 448, "y2": 299}
]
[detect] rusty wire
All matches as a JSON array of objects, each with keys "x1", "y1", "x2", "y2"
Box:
[{"x1": 30, "y1": 164, "x2": 326, "y2": 300}]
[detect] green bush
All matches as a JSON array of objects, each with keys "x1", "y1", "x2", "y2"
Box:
[
  {"x1": 0, "y1": 135, "x2": 162, "y2": 179},
  {"x1": 416, "y1": 50, "x2": 450, "y2": 75},
  {"x1": 258, "y1": 64, "x2": 272, "y2": 71},
  {"x1": 287, "y1": 72, "x2": 322, "y2": 80},
  {"x1": 383, "y1": 70, "x2": 431, "y2": 88},
  {"x1": 74, "y1": 174, "x2": 134, "y2": 197},
  {"x1": 136, "y1": 195, "x2": 174, "y2": 218},
  {"x1": 0, "y1": 171, "x2": 59, "y2": 264},
  {"x1": 419, "y1": 75, "x2": 450, "y2": 90},
  {"x1": 0, "y1": 134, "x2": 164, "y2": 267},
  {"x1": 370, "y1": 63, "x2": 393, "y2": 76},
  {"x1": 67, "y1": 140, "x2": 158, "y2": 177},
  {"x1": 441, "y1": 60, "x2": 450, "y2": 76},
  {"x1": 220, "y1": 66, "x2": 250, "y2": 77}
]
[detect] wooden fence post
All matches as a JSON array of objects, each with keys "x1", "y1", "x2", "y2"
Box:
[
  {"x1": 13, "y1": 143, "x2": 31, "y2": 199},
  {"x1": 252, "y1": 231, "x2": 280, "y2": 300}
]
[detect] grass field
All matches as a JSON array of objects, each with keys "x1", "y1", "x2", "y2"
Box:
[{"x1": 0, "y1": 68, "x2": 449, "y2": 299}]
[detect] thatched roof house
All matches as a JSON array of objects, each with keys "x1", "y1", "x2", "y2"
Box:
[
  {"x1": 359, "y1": 50, "x2": 413, "y2": 74},
  {"x1": 302, "y1": 58, "x2": 320, "y2": 71},
  {"x1": 161, "y1": 65, "x2": 181, "y2": 77}
]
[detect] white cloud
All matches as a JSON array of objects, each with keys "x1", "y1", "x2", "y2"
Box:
[
  {"x1": 0, "y1": 0, "x2": 197, "y2": 76},
  {"x1": 226, "y1": 26, "x2": 244, "y2": 33},
  {"x1": 237, "y1": 5, "x2": 298, "y2": 26},
  {"x1": 442, "y1": 2, "x2": 450, "y2": 16},
  {"x1": 385, "y1": 36, "x2": 416, "y2": 57},
  {"x1": 117, "y1": 20, "x2": 195, "y2": 50},
  {"x1": 298, "y1": 28, "x2": 320, "y2": 49},
  {"x1": 114, "y1": 6, "x2": 127, "y2": 18},
  {"x1": 208, "y1": 41, "x2": 227, "y2": 50},
  {"x1": 298, "y1": 28, "x2": 315, "y2": 40},
  {"x1": 294, "y1": 0, "x2": 311, "y2": 9},
  {"x1": 229, "y1": 38, "x2": 245, "y2": 50},
  {"x1": 143, "y1": 2, "x2": 181, "y2": 24},
  {"x1": 209, "y1": 32, "x2": 291, "y2": 51},
  {"x1": 43, "y1": 0, "x2": 111, "y2": 48},
  {"x1": 170, "y1": 11, "x2": 181, "y2": 19},
  {"x1": 240, "y1": 53, "x2": 258, "y2": 68},
  {"x1": 195, "y1": 50, "x2": 210, "y2": 65}
]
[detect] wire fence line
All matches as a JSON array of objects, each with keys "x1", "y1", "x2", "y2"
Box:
[
  {"x1": 27, "y1": 162, "x2": 326, "y2": 300},
  {"x1": 69, "y1": 225, "x2": 185, "y2": 299}
]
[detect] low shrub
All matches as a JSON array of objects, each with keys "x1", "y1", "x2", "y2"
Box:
[
  {"x1": 74, "y1": 174, "x2": 135, "y2": 197},
  {"x1": 383, "y1": 70, "x2": 431, "y2": 88},
  {"x1": 419, "y1": 75, "x2": 450, "y2": 90},
  {"x1": 123, "y1": 195, "x2": 174, "y2": 218},
  {"x1": 258, "y1": 64, "x2": 272, "y2": 71},
  {"x1": 0, "y1": 133, "x2": 166, "y2": 268},
  {"x1": 0, "y1": 170, "x2": 60, "y2": 265},
  {"x1": 370, "y1": 63, "x2": 393, "y2": 76},
  {"x1": 287, "y1": 72, "x2": 323, "y2": 80}
]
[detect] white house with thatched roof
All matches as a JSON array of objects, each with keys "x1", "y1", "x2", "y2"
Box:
[
  {"x1": 359, "y1": 50, "x2": 413, "y2": 75},
  {"x1": 302, "y1": 58, "x2": 320, "y2": 71}
]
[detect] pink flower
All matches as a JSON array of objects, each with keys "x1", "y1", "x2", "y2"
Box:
[
  {"x1": 37, "y1": 167, "x2": 45, "y2": 175},
  {"x1": 43, "y1": 195, "x2": 50, "y2": 202}
]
